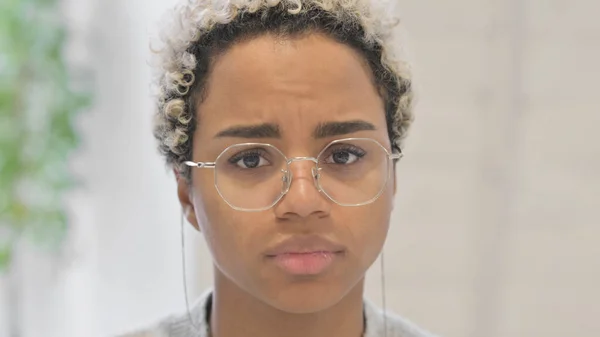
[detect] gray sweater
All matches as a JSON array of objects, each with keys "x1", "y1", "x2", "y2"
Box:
[{"x1": 120, "y1": 290, "x2": 436, "y2": 337}]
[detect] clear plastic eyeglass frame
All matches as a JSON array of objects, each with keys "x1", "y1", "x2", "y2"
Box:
[{"x1": 184, "y1": 137, "x2": 402, "y2": 212}]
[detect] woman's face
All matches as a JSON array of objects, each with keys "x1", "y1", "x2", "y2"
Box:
[{"x1": 178, "y1": 33, "x2": 396, "y2": 313}]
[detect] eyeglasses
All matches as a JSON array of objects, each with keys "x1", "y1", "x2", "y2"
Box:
[{"x1": 185, "y1": 137, "x2": 402, "y2": 212}]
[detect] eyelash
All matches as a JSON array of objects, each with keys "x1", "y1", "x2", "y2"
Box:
[
  {"x1": 329, "y1": 145, "x2": 366, "y2": 158},
  {"x1": 225, "y1": 145, "x2": 367, "y2": 165},
  {"x1": 227, "y1": 149, "x2": 267, "y2": 164}
]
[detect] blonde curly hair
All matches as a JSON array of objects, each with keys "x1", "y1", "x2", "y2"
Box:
[{"x1": 152, "y1": 0, "x2": 414, "y2": 181}]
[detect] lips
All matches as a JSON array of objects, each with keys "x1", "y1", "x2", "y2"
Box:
[
  {"x1": 264, "y1": 236, "x2": 345, "y2": 275},
  {"x1": 270, "y1": 251, "x2": 342, "y2": 275}
]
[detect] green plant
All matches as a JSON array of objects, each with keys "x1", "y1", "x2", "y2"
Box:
[{"x1": 0, "y1": 0, "x2": 91, "y2": 272}]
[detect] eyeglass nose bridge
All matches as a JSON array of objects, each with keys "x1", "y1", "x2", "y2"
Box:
[
  {"x1": 281, "y1": 156, "x2": 323, "y2": 194},
  {"x1": 286, "y1": 156, "x2": 318, "y2": 165}
]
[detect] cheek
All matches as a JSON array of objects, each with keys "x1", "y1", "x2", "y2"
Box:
[
  {"x1": 192, "y1": 173, "x2": 236, "y2": 256},
  {"x1": 351, "y1": 207, "x2": 390, "y2": 245},
  {"x1": 341, "y1": 187, "x2": 394, "y2": 261},
  {"x1": 193, "y1": 174, "x2": 265, "y2": 271}
]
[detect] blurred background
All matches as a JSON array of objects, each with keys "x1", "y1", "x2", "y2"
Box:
[{"x1": 0, "y1": 0, "x2": 598, "y2": 336}]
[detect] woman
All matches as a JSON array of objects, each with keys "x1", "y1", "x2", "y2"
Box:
[{"x1": 125, "y1": 0, "x2": 435, "y2": 336}]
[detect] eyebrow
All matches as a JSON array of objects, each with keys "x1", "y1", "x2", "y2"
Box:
[
  {"x1": 215, "y1": 123, "x2": 281, "y2": 138},
  {"x1": 313, "y1": 120, "x2": 377, "y2": 138},
  {"x1": 214, "y1": 120, "x2": 376, "y2": 139}
]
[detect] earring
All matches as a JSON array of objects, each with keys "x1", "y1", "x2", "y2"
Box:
[
  {"x1": 380, "y1": 250, "x2": 388, "y2": 337},
  {"x1": 181, "y1": 210, "x2": 202, "y2": 334}
]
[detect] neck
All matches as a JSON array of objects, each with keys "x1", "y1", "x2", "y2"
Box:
[{"x1": 210, "y1": 270, "x2": 366, "y2": 337}]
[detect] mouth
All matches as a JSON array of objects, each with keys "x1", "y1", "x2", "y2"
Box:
[
  {"x1": 264, "y1": 235, "x2": 346, "y2": 276},
  {"x1": 267, "y1": 251, "x2": 344, "y2": 276}
]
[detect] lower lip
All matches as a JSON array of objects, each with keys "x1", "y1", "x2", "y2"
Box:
[{"x1": 269, "y1": 251, "x2": 341, "y2": 275}]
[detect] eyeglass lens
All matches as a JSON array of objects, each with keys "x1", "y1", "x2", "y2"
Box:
[{"x1": 213, "y1": 139, "x2": 391, "y2": 210}]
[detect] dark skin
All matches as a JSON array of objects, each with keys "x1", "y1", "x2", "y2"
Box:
[{"x1": 176, "y1": 33, "x2": 397, "y2": 337}]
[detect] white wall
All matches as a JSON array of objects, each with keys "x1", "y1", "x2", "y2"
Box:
[
  {"x1": 364, "y1": 1, "x2": 600, "y2": 336},
  {"x1": 66, "y1": 0, "x2": 205, "y2": 334},
  {"x1": 5, "y1": 0, "x2": 200, "y2": 336}
]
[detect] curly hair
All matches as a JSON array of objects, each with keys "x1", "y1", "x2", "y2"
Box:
[{"x1": 152, "y1": 0, "x2": 414, "y2": 181}]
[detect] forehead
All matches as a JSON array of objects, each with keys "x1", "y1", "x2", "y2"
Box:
[{"x1": 196, "y1": 33, "x2": 386, "y2": 140}]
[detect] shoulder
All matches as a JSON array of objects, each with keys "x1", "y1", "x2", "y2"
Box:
[
  {"x1": 363, "y1": 299, "x2": 439, "y2": 337},
  {"x1": 116, "y1": 291, "x2": 212, "y2": 337},
  {"x1": 115, "y1": 315, "x2": 197, "y2": 337},
  {"x1": 117, "y1": 292, "x2": 439, "y2": 337}
]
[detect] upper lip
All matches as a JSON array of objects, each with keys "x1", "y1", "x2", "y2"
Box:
[{"x1": 264, "y1": 235, "x2": 346, "y2": 256}]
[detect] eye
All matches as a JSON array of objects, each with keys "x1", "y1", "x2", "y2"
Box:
[
  {"x1": 323, "y1": 146, "x2": 366, "y2": 165},
  {"x1": 228, "y1": 150, "x2": 270, "y2": 169}
]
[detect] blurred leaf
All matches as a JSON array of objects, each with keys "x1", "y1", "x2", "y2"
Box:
[
  {"x1": 0, "y1": 0, "x2": 92, "y2": 272},
  {"x1": 0, "y1": 245, "x2": 12, "y2": 273}
]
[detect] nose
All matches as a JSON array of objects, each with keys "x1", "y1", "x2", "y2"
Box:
[{"x1": 273, "y1": 159, "x2": 331, "y2": 219}]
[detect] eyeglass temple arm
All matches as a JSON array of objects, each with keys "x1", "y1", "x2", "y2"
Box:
[
  {"x1": 184, "y1": 161, "x2": 216, "y2": 168},
  {"x1": 185, "y1": 149, "x2": 401, "y2": 168}
]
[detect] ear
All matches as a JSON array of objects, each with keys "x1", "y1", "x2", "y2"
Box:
[{"x1": 175, "y1": 169, "x2": 201, "y2": 231}]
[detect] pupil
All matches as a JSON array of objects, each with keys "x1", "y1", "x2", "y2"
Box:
[
  {"x1": 243, "y1": 155, "x2": 260, "y2": 168},
  {"x1": 333, "y1": 151, "x2": 349, "y2": 164}
]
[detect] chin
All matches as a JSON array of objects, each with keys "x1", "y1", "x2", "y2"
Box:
[{"x1": 257, "y1": 275, "x2": 360, "y2": 314}]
